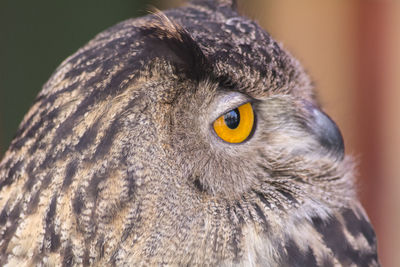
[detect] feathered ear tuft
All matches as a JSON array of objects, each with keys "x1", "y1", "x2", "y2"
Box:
[
  {"x1": 137, "y1": 12, "x2": 211, "y2": 81},
  {"x1": 190, "y1": 0, "x2": 237, "y2": 10}
]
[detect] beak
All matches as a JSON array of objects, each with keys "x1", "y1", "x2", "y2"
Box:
[{"x1": 304, "y1": 102, "x2": 345, "y2": 160}]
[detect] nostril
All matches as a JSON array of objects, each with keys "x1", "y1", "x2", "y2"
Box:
[{"x1": 304, "y1": 103, "x2": 345, "y2": 160}]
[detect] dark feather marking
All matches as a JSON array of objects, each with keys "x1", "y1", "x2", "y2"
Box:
[
  {"x1": 312, "y1": 216, "x2": 354, "y2": 265},
  {"x1": 83, "y1": 249, "x2": 90, "y2": 266},
  {"x1": 235, "y1": 201, "x2": 245, "y2": 219},
  {"x1": 260, "y1": 46, "x2": 272, "y2": 64},
  {"x1": 48, "y1": 39, "x2": 142, "y2": 147},
  {"x1": 230, "y1": 223, "x2": 242, "y2": 261},
  {"x1": 120, "y1": 226, "x2": 132, "y2": 243},
  {"x1": 210, "y1": 50, "x2": 252, "y2": 71},
  {"x1": 106, "y1": 60, "x2": 141, "y2": 92},
  {"x1": 22, "y1": 115, "x2": 46, "y2": 142},
  {"x1": 26, "y1": 173, "x2": 53, "y2": 215},
  {"x1": 64, "y1": 32, "x2": 135, "y2": 78},
  {"x1": 93, "y1": 118, "x2": 120, "y2": 159},
  {"x1": 226, "y1": 204, "x2": 232, "y2": 221},
  {"x1": 211, "y1": 50, "x2": 270, "y2": 79},
  {"x1": 125, "y1": 172, "x2": 136, "y2": 199},
  {"x1": 9, "y1": 109, "x2": 45, "y2": 151},
  {"x1": 0, "y1": 255, "x2": 6, "y2": 266},
  {"x1": 138, "y1": 21, "x2": 211, "y2": 81},
  {"x1": 253, "y1": 190, "x2": 271, "y2": 208},
  {"x1": 0, "y1": 160, "x2": 23, "y2": 190},
  {"x1": 34, "y1": 82, "x2": 80, "y2": 133},
  {"x1": 236, "y1": 197, "x2": 255, "y2": 223},
  {"x1": 225, "y1": 204, "x2": 242, "y2": 259},
  {"x1": 121, "y1": 203, "x2": 142, "y2": 243},
  {"x1": 64, "y1": 56, "x2": 102, "y2": 80},
  {"x1": 72, "y1": 190, "x2": 84, "y2": 215},
  {"x1": 43, "y1": 195, "x2": 60, "y2": 252},
  {"x1": 49, "y1": 77, "x2": 120, "y2": 148},
  {"x1": 193, "y1": 178, "x2": 206, "y2": 192},
  {"x1": 38, "y1": 152, "x2": 56, "y2": 170},
  {"x1": 62, "y1": 242, "x2": 74, "y2": 267},
  {"x1": 342, "y1": 208, "x2": 364, "y2": 236},
  {"x1": 45, "y1": 147, "x2": 74, "y2": 170},
  {"x1": 96, "y1": 235, "x2": 105, "y2": 259},
  {"x1": 81, "y1": 170, "x2": 110, "y2": 259},
  {"x1": 11, "y1": 109, "x2": 38, "y2": 144},
  {"x1": 279, "y1": 239, "x2": 317, "y2": 267},
  {"x1": 110, "y1": 249, "x2": 119, "y2": 266},
  {"x1": 38, "y1": 82, "x2": 80, "y2": 111},
  {"x1": 62, "y1": 160, "x2": 78, "y2": 190},
  {"x1": 342, "y1": 208, "x2": 376, "y2": 247},
  {"x1": 0, "y1": 223, "x2": 18, "y2": 253},
  {"x1": 212, "y1": 219, "x2": 220, "y2": 253},
  {"x1": 359, "y1": 218, "x2": 377, "y2": 248},
  {"x1": 0, "y1": 203, "x2": 21, "y2": 253},
  {"x1": 41, "y1": 172, "x2": 52, "y2": 188},
  {"x1": 10, "y1": 135, "x2": 29, "y2": 153},
  {"x1": 320, "y1": 254, "x2": 335, "y2": 267},
  {"x1": 52, "y1": 111, "x2": 80, "y2": 147},
  {"x1": 253, "y1": 203, "x2": 269, "y2": 231},
  {"x1": 75, "y1": 118, "x2": 101, "y2": 152},
  {"x1": 0, "y1": 158, "x2": 13, "y2": 172},
  {"x1": 50, "y1": 227, "x2": 61, "y2": 252},
  {"x1": 312, "y1": 216, "x2": 377, "y2": 266},
  {"x1": 27, "y1": 190, "x2": 41, "y2": 215},
  {"x1": 257, "y1": 162, "x2": 306, "y2": 184},
  {"x1": 26, "y1": 159, "x2": 37, "y2": 175},
  {"x1": 232, "y1": 203, "x2": 245, "y2": 224},
  {"x1": 215, "y1": 74, "x2": 238, "y2": 90},
  {"x1": 27, "y1": 121, "x2": 57, "y2": 155},
  {"x1": 0, "y1": 207, "x2": 7, "y2": 225},
  {"x1": 276, "y1": 188, "x2": 298, "y2": 203},
  {"x1": 23, "y1": 160, "x2": 38, "y2": 190},
  {"x1": 88, "y1": 173, "x2": 106, "y2": 198},
  {"x1": 8, "y1": 202, "x2": 21, "y2": 222}
]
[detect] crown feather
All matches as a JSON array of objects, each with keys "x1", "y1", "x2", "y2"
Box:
[{"x1": 190, "y1": 0, "x2": 237, "y2": 10}]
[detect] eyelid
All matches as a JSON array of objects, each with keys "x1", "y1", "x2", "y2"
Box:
[{"x1": 210, "y1": 92, "x2": 252, "y2": 121}]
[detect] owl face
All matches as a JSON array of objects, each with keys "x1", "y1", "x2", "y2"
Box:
[
  {"x1": 0, "y1": 0, "x2": 378, "y2": 266},
  {"x1": 131, "y1": 5, "x2": 345, "y2": 201},
  {"x1": 163, "y1": 78, "x2": 345, "y2": 199}
]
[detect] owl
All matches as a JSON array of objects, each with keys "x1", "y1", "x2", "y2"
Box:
[{"x1": 0, "y1": 0, "x2": 379, "y2": 266}]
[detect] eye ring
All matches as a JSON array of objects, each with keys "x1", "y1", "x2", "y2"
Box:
[{"x1": 213, "y1": 102, "x2": 254, "y2": 143}]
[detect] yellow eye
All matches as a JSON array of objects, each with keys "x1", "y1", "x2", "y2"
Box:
[{"x1": 213, "y1": 102, "x2": 254, "y2": 143}]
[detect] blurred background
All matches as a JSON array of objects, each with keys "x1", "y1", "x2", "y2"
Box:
[{"x1": 0, "y1": 0, "x2": 398, "y2": 265}]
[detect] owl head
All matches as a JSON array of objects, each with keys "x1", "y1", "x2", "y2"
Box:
[{"x1": 0, "y1": 0, "x2": 378, "y2": 265}]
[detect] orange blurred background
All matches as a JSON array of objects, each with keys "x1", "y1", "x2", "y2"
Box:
[{"x1": 1, "y1": 0, "x2": 399, "y2": 266}]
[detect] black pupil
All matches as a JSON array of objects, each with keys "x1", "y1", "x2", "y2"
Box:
[{"x1": 224, "y1": 108, "x2": 240, "y2": 129}]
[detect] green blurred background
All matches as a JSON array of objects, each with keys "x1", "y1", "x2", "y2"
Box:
[{"x1": 0, "y1": 0, "x2": 151, "y2": 155}]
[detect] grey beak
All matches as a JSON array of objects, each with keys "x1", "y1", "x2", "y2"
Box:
[{"x1": 305, "y1": 103, "x2": 345, "y2": 160}]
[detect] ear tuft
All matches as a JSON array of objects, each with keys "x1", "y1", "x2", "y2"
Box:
[{"x1": 137, "y1": 12, "x2": 211, "y2": 81}]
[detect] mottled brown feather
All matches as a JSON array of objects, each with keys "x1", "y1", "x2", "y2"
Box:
[{"x1": 0, "y1": 0, "x2": 379, "y2": 266}]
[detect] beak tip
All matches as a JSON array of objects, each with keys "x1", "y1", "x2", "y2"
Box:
[{"x1": 309, "y1": 106, "x2": 345, "y2": 160}]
